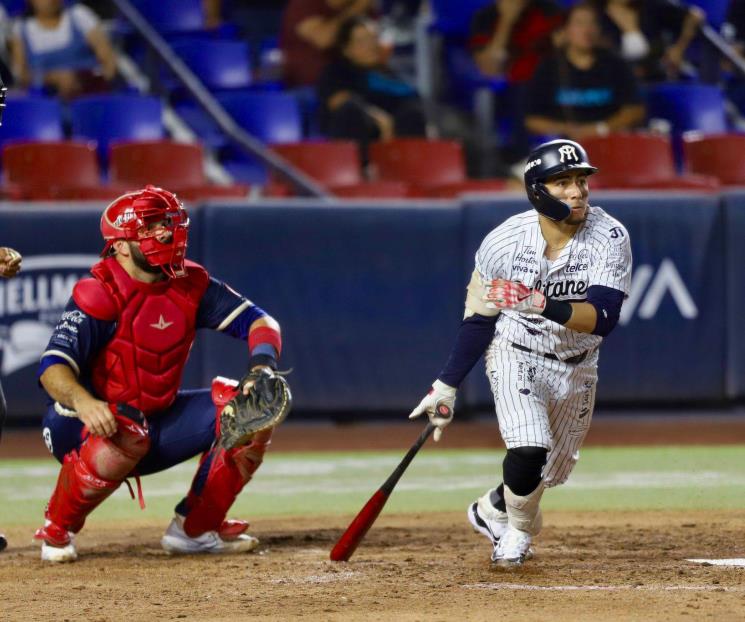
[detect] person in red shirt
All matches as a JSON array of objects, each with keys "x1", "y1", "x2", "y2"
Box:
[
  {"x1": 280, "y1": 0, "x2": 374, "y2": 87},
  {"x1": 469, "y1": 0, "x2": 564, "y2": 82}
]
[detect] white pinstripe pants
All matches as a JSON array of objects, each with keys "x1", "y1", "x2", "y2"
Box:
[{"x1": 485, "y1": 339, "x2": 598, "y2": 488}]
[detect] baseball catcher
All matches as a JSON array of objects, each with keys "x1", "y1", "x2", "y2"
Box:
[{"x1": 35, "y1": 185, "x2": 291, "y2": 562}]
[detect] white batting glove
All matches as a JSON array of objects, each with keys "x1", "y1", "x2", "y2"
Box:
[
  {"x1": 409, "y1": 379, "x2": 456, "y2": 442},
  {"x1": 483, "y1": 279, "x2": 546, "y2": 314}
]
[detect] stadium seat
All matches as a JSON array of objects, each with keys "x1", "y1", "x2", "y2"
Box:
[
  {"x1": 171, "y1": 39, "x2": 252, "y2": 91},
  {"x1": 1, "y1": 141, "x2": 117, "y2": 200},
  {"x1": 683, "y1": 133, "x2": 745, "y2": 186},
  {"x1": 645, "y1": 84, "x2": 727, "y2": 135},
  {"x1": 370, "y1": 138, "x2": 507, "y2": 197},
  {"x1": 217, "y1": 91, "x2": 304, "y2": 185},
  {"x1": 582, "y1": 133, "x2": 719, "y2": 190},
  {"x1": 109, "y1": 140, "x2": 249, "y2": 200},
  {"x1": 270, "y1": 141, "x2": 411, "y2": 198},
  {"x1": 0, "y1": 96, "x2": 63, "y2": 147},
  {"x1": 429, "y1": 0, "x2": 493, "y2": 38},
  {"x1": 129, "y1": 0, "x2": 204, "y2": 33},
  {"x1": 70, "y1": 95, "x2": 164, "y2": 161},
  {"x1": 219, "y1": 91, "x2": 302, "y2": 144}
]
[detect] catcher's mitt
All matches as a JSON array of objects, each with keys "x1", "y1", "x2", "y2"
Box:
[{"x1": 219, "y1": 368, "x2": 292, "y2": 449}]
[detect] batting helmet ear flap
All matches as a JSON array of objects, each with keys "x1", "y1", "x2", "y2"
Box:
[{"x1": 528, "y1": 180, "x2": 572, "y2": 222}]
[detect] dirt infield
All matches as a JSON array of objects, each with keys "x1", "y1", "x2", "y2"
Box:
[{"x1": 2, "y1": 510, "x2": 745, "y2": 621}]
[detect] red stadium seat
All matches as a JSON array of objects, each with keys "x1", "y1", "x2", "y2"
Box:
[
  {"x1": 1, "y1": 141, "x2": 117, "y2": 200},
  {"x1": 582, "y1": 133, "x2": 719, "y2": 190},
  {"x1": 270, "y1": 141, "x2": 411, "y2": 198},
  {"x1": 369, "y1": 138, "x2": 507, "y2": 197},
  {"x1": 109, "y1": 140, "x2": 249, "y2": 200},
  {"x1": 683, "y1": 133, "x2": 745, "y2": 186}
]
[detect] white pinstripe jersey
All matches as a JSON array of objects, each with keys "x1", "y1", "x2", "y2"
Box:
[{"x1": 475, "y1": 206, "x2": 632, "y2": 358}]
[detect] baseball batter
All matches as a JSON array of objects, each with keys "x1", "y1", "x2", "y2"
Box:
[{"x1": 410, "y1": 139, "x2": 632, "y2": 567}]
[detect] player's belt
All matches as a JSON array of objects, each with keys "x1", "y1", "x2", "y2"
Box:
[{"x1": 510, "y1": 342, "x2": 590, "y2": 365}]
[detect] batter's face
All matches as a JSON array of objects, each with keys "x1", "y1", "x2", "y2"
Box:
[{"x1": 544, "y1": 170, "x2": 590, "y2": 225}]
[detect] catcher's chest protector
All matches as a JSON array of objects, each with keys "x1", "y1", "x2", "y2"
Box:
[{"x1": 88, "y1": 258, "x2": 209, "y2": 415}]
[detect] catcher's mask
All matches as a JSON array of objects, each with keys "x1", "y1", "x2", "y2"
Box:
[
  {"x1": 100, "y1": 185, "x2": 189, "y2": 278},
  {"x1": 524, "y1": 139, "x2": 597, "y2": 221}
]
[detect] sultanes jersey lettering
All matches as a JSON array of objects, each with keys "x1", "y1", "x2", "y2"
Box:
[{"x1": 476, "y1": 206, "x2": 632, "y2": 359}]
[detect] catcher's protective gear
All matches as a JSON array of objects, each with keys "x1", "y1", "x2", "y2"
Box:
[
  {"x1": 218, "y1": 368, "x2": 292, "y2": 450},
  {"x1": 39, "y1": 405, "x2": 150, "y2": 536},
  {"x1": 100, "y1": 185, "x2": 189, "y2": 278},
  {"x1": 524, "y1": 139, "x2": 597, "y2": 221}
]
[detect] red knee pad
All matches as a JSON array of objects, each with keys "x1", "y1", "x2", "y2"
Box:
[
  {"x1": 44, "y1": 413, "x2": 150, "y2": 534},
  {"x1": 182, "y1": 429, "x2": 273, "y2": 538}
]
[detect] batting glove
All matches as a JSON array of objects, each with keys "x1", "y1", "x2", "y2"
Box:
[
  {"x1": 483, "y1": 279, "x2": 546, "y2": 314},
  {"x1": 409, "y1": 380, "x2": 456, "y2": 442}
]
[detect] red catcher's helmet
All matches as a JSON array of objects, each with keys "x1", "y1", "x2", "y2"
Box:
[{"x1": 100, "y1": 185, "x2": 189, "y2": 278}]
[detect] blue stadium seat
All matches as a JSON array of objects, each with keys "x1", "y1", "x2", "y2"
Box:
[
  {"x1": 688, "y1": 0, "x2": 728, "y2": 28},
  {"x1": 129, "y1": 0, "x2": 204, "y2": 33},
  {"x1": 218, "y1": 91, "x2": 303, "y2": 184},
  {"x1": 645, "y1": 83, "x2": 727, "y2": 169},
  {"x1": 429, "y1": 0, "x2": 493, "y2": 39},
  {"x1": 171, "y1": 39, "x2": 252, "y2": 90},
  {"x1": 1, "y1": 0, "x2": 71, "y2": 15},
  {"x1": 69, "y1": 94, "x2": 164, "y2": 161},
  {"x1": 0, "y1": 96, "x2": 63, "y2": 146},
  {"x1": 219, "y1": 91, "x2": 302, "y2": 144},
  {"x1": 645, "y1": 83, "x2": 727, "y2": 135}
]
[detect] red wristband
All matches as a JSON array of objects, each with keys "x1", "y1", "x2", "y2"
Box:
[{"x1": 248, "y1": 325, "x2": 282, "y2": 357}]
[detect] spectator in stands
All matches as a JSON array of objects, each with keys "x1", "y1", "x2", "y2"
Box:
[
  {"x1": 317, "y1": 15, "x2": 427, "y2": 162},
  {"x1": 468, "y1": 0, "x2": 564, "y2": 82},
  {"x1": 280, "y1": 0, "x2": 374, "y2": 88},
  {"x1": 10, "y1": 0, "x2": 117, "y2": 100},
  {"x1": 524, "y1": 1, "x2": 645, "y2": 142},
  {"x1": 0, "y1": 4, "x2": 12, "y2": 86},
  {"x1": 591, "y1": 0, "x2": 706, "y2": 81}
]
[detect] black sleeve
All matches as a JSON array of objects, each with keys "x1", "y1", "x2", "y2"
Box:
[
  {"x1": 612, "y1": 54, "x2": 643, "y2": 106},
  {"x1": 586, "y1": 285, "x2": 625, "y2": 337},
  {"x1": 437, "y1": 314, "x2": 497, "y2": 388},
  {"x1": 524, "y1": 56, "x2": 558, "y2": 117},
  {"x1": 317, "y1": 60, "x2": 361, "y2": 106}
]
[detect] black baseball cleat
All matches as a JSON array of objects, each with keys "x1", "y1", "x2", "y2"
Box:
[{"x1": 0, "y1": 534, "x2": 7, "y2": 552}]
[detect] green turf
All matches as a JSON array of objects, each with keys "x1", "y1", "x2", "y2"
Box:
[{"x1": 2, "y1": 446, "x2": 745, "y2": 527}]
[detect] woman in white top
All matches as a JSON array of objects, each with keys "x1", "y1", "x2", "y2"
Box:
[{"x1": 10, "y1": 0, "x2": 117, "y2": 99}]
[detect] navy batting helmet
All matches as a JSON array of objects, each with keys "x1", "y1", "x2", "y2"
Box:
[{"x1": 524, "y1": 139, "x2": 597, "y2": 221}]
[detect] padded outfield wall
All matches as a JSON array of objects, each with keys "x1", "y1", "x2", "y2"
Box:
[{"x1": 0, "y1": 191, "x2": 740, "y2": 420}]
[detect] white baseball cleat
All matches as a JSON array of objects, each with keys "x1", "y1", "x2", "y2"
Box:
[
  {"x1": 467, "y1": 489, "x2": 508, "y2": 545},
  {"x1": 40, "y1": 540, "x2": 78, "y2": 563},
  {"x1": 491, "y1": 524, "x2": 532, "y2": 568},
  {"x1": 161, "y1": 515, "x2": 259, "y2": 555},
  {"x1": 35, "y1": 521, "x2": 78, "y2": 563}
]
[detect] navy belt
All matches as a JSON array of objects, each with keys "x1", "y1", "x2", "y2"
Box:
[{"x1": 511, "y1": 342, "x2": 590, "y2": 365}]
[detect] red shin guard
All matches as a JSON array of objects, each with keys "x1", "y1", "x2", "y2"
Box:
[
  {"x1": 182, "y1": 429, "x2": 272, "y2": 537},
  {"x1": 40, "y1": 413, "x2": 150, "y2": 536}
]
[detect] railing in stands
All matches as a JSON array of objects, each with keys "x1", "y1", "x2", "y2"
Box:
[{"x1": 111, "y1": 0, "x2": 330, "y2": 199}]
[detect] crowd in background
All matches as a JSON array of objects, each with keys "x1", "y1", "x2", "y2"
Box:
[{"x1": 0, "y1": 0, "x2": 742, "y2": 182}]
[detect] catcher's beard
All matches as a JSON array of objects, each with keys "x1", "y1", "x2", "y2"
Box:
[{"x1": 129, "y1": 242, "x2": 167, "y2": 276}]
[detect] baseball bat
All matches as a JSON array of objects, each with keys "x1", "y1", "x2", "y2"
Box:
[{"x1": 329, "y1": 419, "x2": 438, "y2": 562}]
